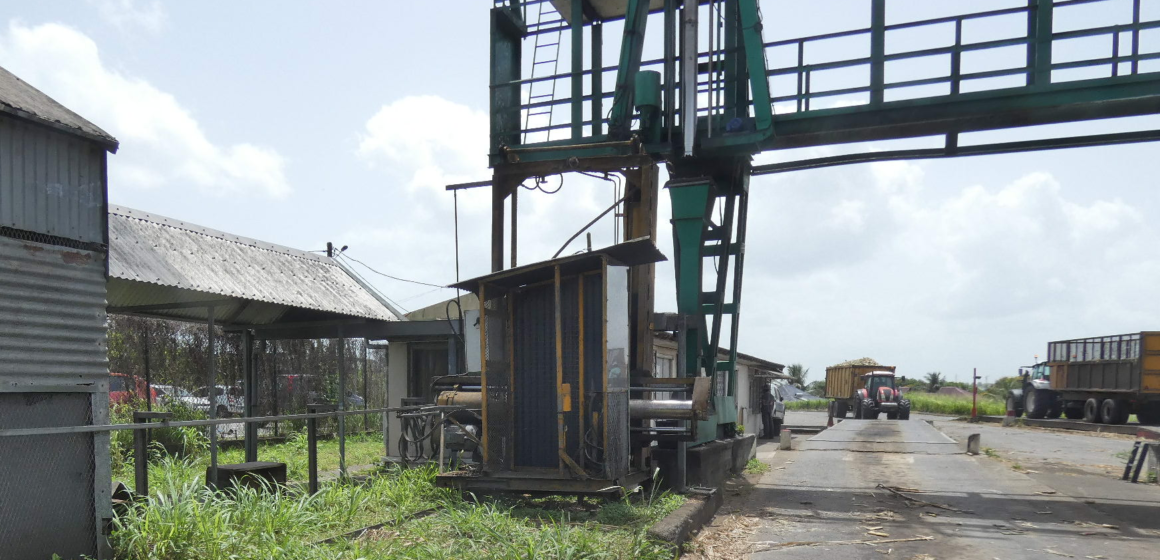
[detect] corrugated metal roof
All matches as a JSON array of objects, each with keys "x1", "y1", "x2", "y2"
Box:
[
  {"x1": 107, "y1": 206, "x2": 402, "y2": 324},
  {"x1": 0, "y1": 65, "x2": 118, "y2": 151}
]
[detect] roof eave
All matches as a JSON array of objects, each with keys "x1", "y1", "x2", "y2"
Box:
[{"x1": 0, "y1": 104, "x2": 119, "y2": 152}]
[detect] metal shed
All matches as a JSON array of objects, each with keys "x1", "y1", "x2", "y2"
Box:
[{"x1": 0, "y1": 64, "x2": 118, "y2": 560}]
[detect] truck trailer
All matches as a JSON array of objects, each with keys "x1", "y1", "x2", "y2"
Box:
[
  {"x1": 825, "y1": 359, "x2": 910, "y2": 420},
  {"x1": 1008, "y1": 332, "x2": 1160, "y2": 424}
]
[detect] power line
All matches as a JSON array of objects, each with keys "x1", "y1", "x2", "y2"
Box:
[
  {"x1": 336, "y1": 255, "x2": 412, "y2": 314},
  {"x1": 338, "y1": 253, "x2": 448, "y2": 289}
]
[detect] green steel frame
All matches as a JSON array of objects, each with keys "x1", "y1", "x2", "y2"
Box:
[{"x1": 486, "y1": 0, "x2": 1160, "y2": 444}]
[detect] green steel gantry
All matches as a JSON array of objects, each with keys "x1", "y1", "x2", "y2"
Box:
[{"x1": 473, "y1": 0, "x2": 1160, "y2": 447}]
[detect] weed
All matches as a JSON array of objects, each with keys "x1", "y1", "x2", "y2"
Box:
[
  {"x1": 784, "y1": 393, "x2": 1007, "y2": 416},
  {"x1": 983, "y1": 447, "x2": 999, "y2": 459},
  {"x1": 744, "y1": 458, "x2": 770, "y2": 475},
  {"x1": 111, "y1": 461, "x2": 682, "y2": 560}
]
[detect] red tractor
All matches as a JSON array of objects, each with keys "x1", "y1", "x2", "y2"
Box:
[{"x1": 852, "y1": 371, "x2": 911, "y2": 420}]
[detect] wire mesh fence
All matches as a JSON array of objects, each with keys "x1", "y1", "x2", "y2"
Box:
[{"x1": 101, "y1": 315, "x2": 393, "y2": 491}]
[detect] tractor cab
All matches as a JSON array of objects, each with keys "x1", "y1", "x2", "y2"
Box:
[
  {"x1": 862, "y1": 372, "x2": 898, "y2": 394},
  {"x1": 1019, "y1": 362, "x2": 1051, "y2": 390}
]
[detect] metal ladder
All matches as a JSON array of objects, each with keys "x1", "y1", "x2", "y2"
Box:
[{"x1": 523, "y1": 1, "x2": 564, "y2": 143}]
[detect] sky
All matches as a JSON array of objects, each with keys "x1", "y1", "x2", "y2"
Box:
[{"x1": 3, "y1": 0, "x2": 1158, "y2": 386}]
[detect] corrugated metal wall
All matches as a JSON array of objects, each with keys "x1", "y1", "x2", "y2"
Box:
[
  {"x1": 0, "y1": 113, "x2": 106, "y2": 245},
  {"x1": 0, "y1": 235, "x2": 108, "y2": 378}
]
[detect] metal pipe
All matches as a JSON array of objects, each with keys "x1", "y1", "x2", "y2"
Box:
[
  {"x1": 207, "y1": 305, "x2": 218, "y2": 488},
  {"x1": 0, "y1": 405, "x2": 466, "y2": 438},
  {"x1": 437, "y1": 390, "x2": 483, "y2": 409},
  {"x1": 337, "y1": 336, "x2": 346, "y2": 478},
  {"x1": 680, "y1": 0, "x2": 698, "y2": 156},
  {"x1": 629, "y1": 399, "x2": 697, "y2": 420}
]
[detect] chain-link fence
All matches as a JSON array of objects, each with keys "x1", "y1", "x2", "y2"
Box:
[{"x1": 102, "y1": 315, "x2": 394, "y2": 488}]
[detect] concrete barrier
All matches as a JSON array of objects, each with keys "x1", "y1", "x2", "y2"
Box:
[
  {"x1": 779, "y1": 429, "x2": 792, "y2": 450},
  {"x1": 966, "y1": 433, "x2": 981, "y2": 455}
]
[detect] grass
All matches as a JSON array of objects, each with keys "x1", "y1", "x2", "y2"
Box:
[
  {"x1": 744, "y1": 458, "x2": 770, "y2": 475},
  {"x1": 112, "y1": 430, "x2": 387, "y2": 491},
  {"x1": 784, "y1": 393, "x2": 1007, "y2": 416},
  {"x1": 110, "y1": 463, "x2": 683, "y2": 560},
  {"x1": 983, "y1": 447, "x2": 1000, "y2": 459}
]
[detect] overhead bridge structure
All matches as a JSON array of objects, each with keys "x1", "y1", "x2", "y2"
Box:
[{"x1": 449, "y1": 0, "x2": 1160, "y2": 493}]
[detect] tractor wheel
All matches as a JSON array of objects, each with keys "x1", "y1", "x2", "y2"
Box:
[
  {"x1": 1025, "y1": 390, "x2": 1048, "y2": 419},
  {"x1": 1083, "y1": 398, "x2": 1102, "y2": 423},
  {"x1": 861, "y1": 399, "x2": 878, "y2": 420},
  {"x1": 1100, "y1": 399, "x2": 1129, "y2": 425},
  {"x1": 1063, "y1": 404, "x2": 1084, "y2": 420},
  {"x1": 1006, "y1": 395, "x2": 1023, "y2": 418},
  {"x1": 1047, "y1": 400, "x2": 1063, "y2": 419},
  {"x1": 834, "y1": 400, "x2": 849, "y2": 419},
  {"x1": 898, "y1": 402, "x2": 911, "y2": 420}
]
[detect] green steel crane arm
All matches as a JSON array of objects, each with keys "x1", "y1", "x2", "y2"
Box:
[{"x1": 608, "y1": 0, "x2": 652, "y2": 138}]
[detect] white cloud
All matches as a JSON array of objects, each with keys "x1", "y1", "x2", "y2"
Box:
[
  {"x1": 89, "y1": 0, "x2": 167, "y2": 34},
  {"x1": 745, "y1": 161, "x2": 1160, "y2": 382},
  {"x1": 348, "y1": 95, "x2": 640, "y2": 311},
  {"x1": 0, "y1": 22, "x2": 290, "y2": 198}
]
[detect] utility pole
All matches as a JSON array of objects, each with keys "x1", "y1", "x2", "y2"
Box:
[{"x1": 971, "y1": 368, "x2": 980, "y2": 422}]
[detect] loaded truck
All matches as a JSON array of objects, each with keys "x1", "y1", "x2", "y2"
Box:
[
  {"x1": 1007, "y1": 332, "x2": 1160, "y2": 425},
  {"x1": 825, "y1": 358, "x2": 911, "y2": 420}
]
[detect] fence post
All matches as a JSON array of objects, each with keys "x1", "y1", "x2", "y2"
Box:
[
  {"x1": 306, "y1": 403, "x2": 335, "y2": 494},
  {"x1": 132, "y1": 411, "x2": 172, "y2": 497},
  {"x1": 870, "y1": 0, "x2": 886, "y2": 104}
]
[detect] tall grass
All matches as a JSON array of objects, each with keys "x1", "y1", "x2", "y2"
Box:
[
  {"x1": 110, "y1": 463, "x2": 682, "y2": 560},
  {"x1": 785, "y1": 393, "x2": 1006, "y2": 416}
]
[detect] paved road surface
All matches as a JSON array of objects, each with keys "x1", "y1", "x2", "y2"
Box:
[{"x1": 691, "y1": 417, "x2": 1160, "y2": 559}]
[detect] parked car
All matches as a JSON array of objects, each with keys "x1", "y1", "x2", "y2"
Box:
[
  {"x1": 108, "y1": 373, "x2": 156, "y2": 405},
  {"x1": 152, "y1": 384, "x2": 210, "y2": 412},
  {"x1": 345, "y1": 392, "x2": 366, "y2": 408},
  {"x1": 194, "y1": 385, "x2": 244, "y2": 417}
]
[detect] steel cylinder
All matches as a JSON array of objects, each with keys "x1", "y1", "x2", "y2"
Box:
[
  {"x1": 629, "y1": 399, "x2": 697, "y2": 420},
  {"x1": 437, "y1": 390, "x2": 482, "y2": 409}
]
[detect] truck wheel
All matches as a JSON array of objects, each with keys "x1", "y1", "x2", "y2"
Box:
[
  {"x1": 1137, "y1": 404, "x2": 1160, "y2": 425},
  {"x1": 1063, "y1": 404, "x2": 1083, "y2": 420},
  {"x1": 1025, "y1": 390, "x2": 1048, "y2": 419},
  {"x1": 834, "y1": 401, "x2": 849, "y2": 419},
  {"x1": 1099, "y1": 399, "x2": 1128, "y2": 425},
  {"x1": 1083, "y1": 398, "x2": 1102, "y2": 423},
  {"x1": 1006, "y1": 395, "x2": 1023, "y2": 418}
]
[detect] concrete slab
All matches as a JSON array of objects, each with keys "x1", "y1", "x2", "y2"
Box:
[{"x1": 800, "y1": 419, "x2": 961, "y2": 454}]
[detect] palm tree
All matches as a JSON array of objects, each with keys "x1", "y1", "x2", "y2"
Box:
[
  {"x1": 924, "y1": 372, "x2": 945, "y2": 393},
  {"x1": 786, "y1": 363, "x2": 809, "y2": 388}
]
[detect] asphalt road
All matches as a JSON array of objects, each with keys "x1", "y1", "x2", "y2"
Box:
[{"x1": 689, "y1": 415, "x2": 1160, "y2": 560}]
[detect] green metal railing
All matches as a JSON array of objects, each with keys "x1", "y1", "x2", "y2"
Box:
[
  {"x1": 768, "y1": 0, "x2": 1160, "y2": 115},
  {"x1": 494, "y1": 0, "x2": 1160, "y2": 153}
]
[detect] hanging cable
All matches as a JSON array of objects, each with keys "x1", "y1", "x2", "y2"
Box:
[
  {"x1": 336, "y1": 255, "x2": 411, "y2": 314},
  {"x1": 338, "y1": 253, "x2": 447, "y2": 288},
  {"x1": 552, "y1": 183, "x2": 639, "y2": 258},
  {"x1": 522, "y1": 174, "x2": 565, "y2": 194}
]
